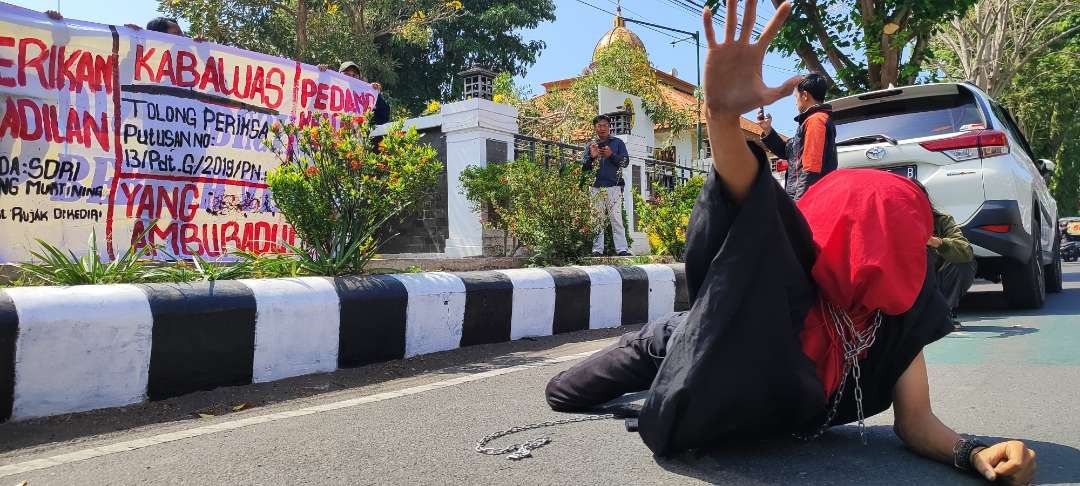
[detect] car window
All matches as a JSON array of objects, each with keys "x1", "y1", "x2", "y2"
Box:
[
  {"x1": 992, "y1": 102, "x2": 1036, "y2": 159},
  {"x1": 833, "y1": 91, "x2": 985, "y2": 143}
]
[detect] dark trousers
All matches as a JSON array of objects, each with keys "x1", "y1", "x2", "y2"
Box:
[
  {"x1": 937, "y1": 260, "x2": 977, "y2": 312},
  {"x1": 546, "y1": 314, "x2": 682, "y2": 412}
]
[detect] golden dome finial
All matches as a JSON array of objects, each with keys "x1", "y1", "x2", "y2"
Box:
[{"x1": 593, "y1": 2, "x2": 645, "y2": 62}]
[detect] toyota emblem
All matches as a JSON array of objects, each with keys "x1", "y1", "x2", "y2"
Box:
[{"x1": 865, "y1": 147, "x2": 887, "y2": 160}]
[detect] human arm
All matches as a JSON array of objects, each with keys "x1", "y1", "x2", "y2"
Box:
[
  {"x1": 582, "y1": 143, "x2": 595, "y2": 172},
  {"x1": 371, "y1": 95, "x2": 391, "y2": 126},
  {"x1": 892, "y1": 352, "x2": 1036, "y2": 484},
  {"x1": 932, "y1": 214, "x2": 975, "y2": 263},
  {"x1": 701, "y1": 1, "x2": 801, "y2": 203},
  {"x1": 800, "y1": 114, "x2": 828, "y2": 174},
  {"x1": 760, "y1": 127, "x2": 788, "y2": 160},
  {"x1": 611, "y1": 138, "x2": 629, "y2": 166}
]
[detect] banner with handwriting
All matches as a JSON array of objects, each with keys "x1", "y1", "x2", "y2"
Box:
[{"x1": 0, "y1": 2, "x2": 378, "y2": 262}]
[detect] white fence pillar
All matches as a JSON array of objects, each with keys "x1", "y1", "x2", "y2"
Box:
[
  {"x1": 440, "y1": 99, "x2": 518, "y2": 257},
  {"x1": 617, "y1": 135, "x2": 652, "y2": 256}
]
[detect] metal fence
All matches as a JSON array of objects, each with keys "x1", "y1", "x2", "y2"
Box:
[
  {"x1": 641, "y1": 157, "x2": 708, "y2": 192},
  {"x1": 512, "y1": 134, "x2": 707, "y2": 191},
  {"x1": 512, "y1": 134, "x2": 586, "y2": 170}
]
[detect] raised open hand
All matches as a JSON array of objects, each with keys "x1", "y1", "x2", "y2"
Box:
[{"x1": 702, "y1": 1, "x2": 802, "y2": 118}]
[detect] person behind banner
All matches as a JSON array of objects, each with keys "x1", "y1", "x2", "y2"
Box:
[
  {"x1": 582, "y1": 115, "x2": 632, "y2": 257},
  {"x1": 338, "y1": 62, "x2": 391, "y2": 126},
  {"x1": 145, "y1": 17, "x2": 186, "y2": 36},
  {"x1": 45, "y1": 10, "x2": 207, "y2": 42},
  {"x1": 135, "y1": 17, "x2": 205, "y2": 41}
]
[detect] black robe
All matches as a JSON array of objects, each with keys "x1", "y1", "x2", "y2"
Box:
[{"x1": 637, "y1": 156, "x2": 953, "y2": 457}]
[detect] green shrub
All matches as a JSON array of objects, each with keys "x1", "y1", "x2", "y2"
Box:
[
  {"x1": 460, "y1": 162, "x2": 520, "y2": 255},
  {"x1": 461, "y1": 158, "x2": 602, "y2": 266},
  {"x1": 238, "y1": 251, "x2": 306, "y2": 279},
  {"x1": 265, "y1": 115, "x2": 441, "y2": 276},
  {"x1": 17, "y1": 228, "x2": 159, "y2": 286},
  {"x1": 634, "y1": 176, "x2": 704, "y2": 261},
  {"x1": 147, "y1": 252, "x2": 259, "y2": 283}
]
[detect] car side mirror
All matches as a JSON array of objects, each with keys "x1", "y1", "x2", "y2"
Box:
[{"x1": 1038, "y1": 159, "x2": 1056, "y2": 178}]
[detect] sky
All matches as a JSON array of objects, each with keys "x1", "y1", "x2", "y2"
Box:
[
  {"x1": 6, "y1": 0, "x2": 805, "y2": 134},
  {"x1": 517, "y1": 0, "x2": 804, "y2": 134}
]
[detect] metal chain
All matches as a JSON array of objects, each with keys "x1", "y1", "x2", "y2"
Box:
[
  {"x1": 795, "y1": 300, "x2": 882, "y2": 444},
  {"x1": 474, "y1": 414, "x2": 616, "y2": 460},
  {"x1": 793, "y1": 359, "x2": 850, "y2": 441}
]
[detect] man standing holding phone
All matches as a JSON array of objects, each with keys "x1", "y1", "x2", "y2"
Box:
[
  {"x1": 758, "y1": 73, "x2": 838, "y2": 200},
  {"x1": 583, "y1": 115, "x2": 632, "y2": 257}
]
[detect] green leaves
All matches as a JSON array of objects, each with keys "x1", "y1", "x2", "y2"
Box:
[
  {"x1": 460, "y1": 158, "x2": 602, "y2": 265},
  {"x1": 518, "y1": 38, "x2": 694, "y2": 143},
  {"x1": 18, "y1": 226, "x2": 159, "y2": 286},
  {"x1": 265, "y1": 116, "x2": 441, "y2": 276},
  {"x1": 757, "y1": 0, "x2": 974, "y2": 94},
  {"x1": 634, "y1": 176, "x2": 703, "y2": 261},
  {"x1": 160, "y1": 0, "x2": 555, "y2": 116},
  {"x1": 1002, "y1": 29, "x2": 1080, "y2": 216},
  {"x1": 933, "y1": 0, "x2": 1080, "y2": 215}
]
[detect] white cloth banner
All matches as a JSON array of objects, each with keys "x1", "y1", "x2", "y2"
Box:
[{"x1": 0, "y1": 2, "x2": 378, "y2": 262}]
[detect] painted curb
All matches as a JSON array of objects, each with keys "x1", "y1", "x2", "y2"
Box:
[{"x1": 0, "y1": 264, "x2": 686, "y2": 422}]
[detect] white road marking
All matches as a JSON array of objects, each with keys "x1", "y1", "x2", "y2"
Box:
[{"x1": 0, "y1": 350, "x2": 597, "y2": 478}]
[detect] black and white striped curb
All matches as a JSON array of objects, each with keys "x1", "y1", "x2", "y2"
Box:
[{"x1": 0, "y1": 264, "x2": 687, "y2": 422}]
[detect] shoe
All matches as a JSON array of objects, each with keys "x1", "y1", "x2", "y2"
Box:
[{"x1": 617, "y1": 251, "x2": 633, "y2": 257}]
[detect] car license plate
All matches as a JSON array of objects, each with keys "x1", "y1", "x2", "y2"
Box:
[{"x1": 883, "y1": 165, "x2": 918, "y2": 180}]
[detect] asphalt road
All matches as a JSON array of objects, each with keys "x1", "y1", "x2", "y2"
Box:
[{"x1": 2, "y1": 265, "x2": 1079, "y2": 485}]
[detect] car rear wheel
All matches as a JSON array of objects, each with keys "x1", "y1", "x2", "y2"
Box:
[
  {"x1": 1003, "y1": 220, "x2": 1046, "y2": 309},
  {"x1": 1045, "y1": 229, "x2": 1064, "y2": 293}
]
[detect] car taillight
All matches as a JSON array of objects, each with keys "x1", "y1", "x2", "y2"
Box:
[
  {"x1": 979, "y1": 224, "x2": 1011, "y2": 233},
  {"x1": 774, "y1": 159, "x2": 789, "y2": 172},
  {"x1": 919, "y1": 130, "x2": 1010, "y2": 162}
]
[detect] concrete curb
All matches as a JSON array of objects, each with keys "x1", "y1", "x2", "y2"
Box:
[{"x1": 0, "y1": 264, "x2": 687, "y2": 422}]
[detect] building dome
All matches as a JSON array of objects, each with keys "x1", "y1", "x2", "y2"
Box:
[{"x1": 592, "y1": 8, "x2": 646, "y2": 62}]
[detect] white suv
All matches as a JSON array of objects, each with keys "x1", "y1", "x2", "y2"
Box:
[{"x1": 828, "y1": 82, "x2": 1061, "y2": 309}]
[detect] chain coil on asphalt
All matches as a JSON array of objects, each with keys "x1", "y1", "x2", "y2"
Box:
[{"x1": 474, "y1": 414, "x2": 616, "y2": 460}]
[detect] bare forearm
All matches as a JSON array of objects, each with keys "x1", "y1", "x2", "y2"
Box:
[
  {"x1": 706, "y1": 113, "x2": 758, "y2": 203},
  {"x1": 892, "y1": 352, "x2": 964, "y2": 466},
  {"x1": 894, "y1": 409, "x2": 962, "y2": 464}
]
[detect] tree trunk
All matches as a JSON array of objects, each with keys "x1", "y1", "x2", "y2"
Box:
[
  {"x1": 857, "y1": 0, "x2": 884, "y2": 90},
  {"x1": 772, "y1": 0, "x2": 839, "y2": 89},
  {"x1": 296, "y1": 1, "x2": 309, "y2": 60},
  {"x1": 880, "y1": 36, "x2": 900, "y2": 88}
]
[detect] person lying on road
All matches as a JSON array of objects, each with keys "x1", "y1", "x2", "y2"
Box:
[{"x1": 544, "y1": 2, "x2": 1036, "y2": 484}]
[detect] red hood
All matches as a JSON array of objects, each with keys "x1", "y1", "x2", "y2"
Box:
[{"x1": 796, "y1": 169, "x2": 934, "y2": 397}]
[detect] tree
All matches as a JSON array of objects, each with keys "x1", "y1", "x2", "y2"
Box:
[
  {"x1": 160, "y1": 1, "x2": 554, "y2": 117},
  {"x1": 1001, "y1": 32, "x2": 1080, "y2": 216},
  {"x1": 158, "y1": 0, "x2": 464, "y2": 88},
  {"x1": 931, "y1": 0, "x2": 1080, "y2": 215},
  {"x1": 703, "y1": 0, "x2": 974, "y2": 94},
  {"x1": 515, "y1": 39, "x2": 694, "y2": 143},
  {"x1": 390, "y1": 0, "x2": 555, "y2": 115},
  {"x1": 932, "y1": 0, "x2": 1080, "y2": 97}
]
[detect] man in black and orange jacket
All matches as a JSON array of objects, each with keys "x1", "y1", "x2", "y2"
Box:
[{"x1": 759, "y1": 74, "x2": 837, "y2": 200}]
